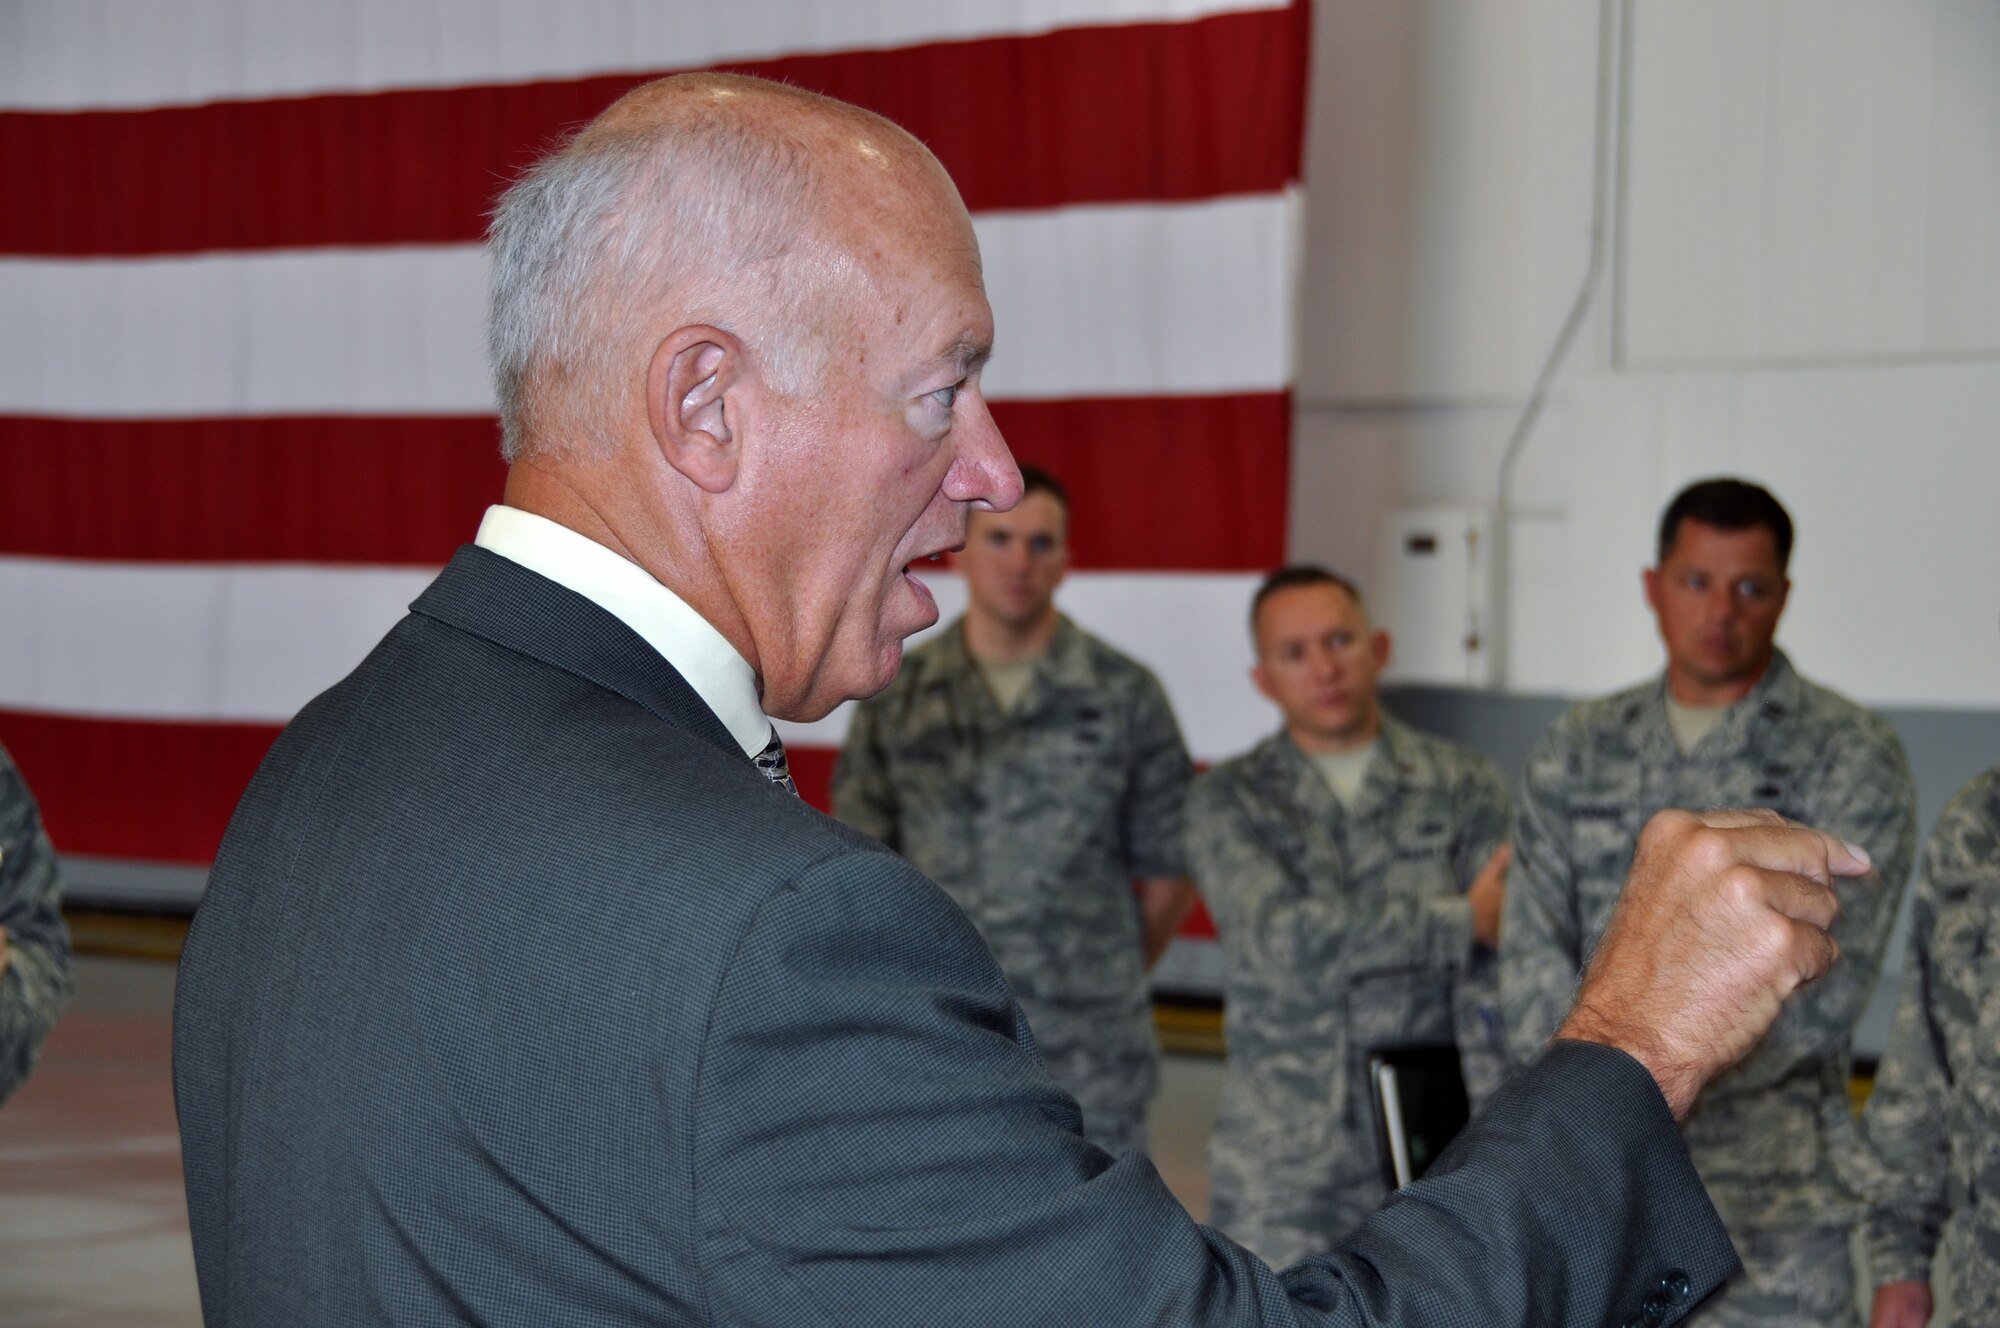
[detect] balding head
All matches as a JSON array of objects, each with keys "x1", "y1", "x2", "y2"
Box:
[
  {"x1": 485, "y1": 74, "x2": 1018, "y2": 723},
  {"x1": 487, "y1": 73, "x2": 955, "y2": 461}
]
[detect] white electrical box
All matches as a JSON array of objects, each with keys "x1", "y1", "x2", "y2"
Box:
[{"x1": 1376, "y1": 506, "x2": 1499, "y2": 687}]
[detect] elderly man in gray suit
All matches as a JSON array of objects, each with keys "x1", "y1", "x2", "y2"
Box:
[{"x1": 175, "y1": 73, "x2": 1869, "y2": 1326}]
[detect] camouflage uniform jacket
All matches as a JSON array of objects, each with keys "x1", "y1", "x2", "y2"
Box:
[
  {"x1": 1501, "y1": 649, "x2": 1915, "y2": 1232},
  {"x1": 832, "y1": 616, "x2": 1191, "y2": 1142},
  {"x1": 1187, "y1": 714, "x2": 1510, "y2": 1219},
  {"x1": 1862, "y1": 767, "x2": 2000, "y2": 1323},
  {"x1": 0, "y1": 743, "x2": 73, "y2": 1104}
]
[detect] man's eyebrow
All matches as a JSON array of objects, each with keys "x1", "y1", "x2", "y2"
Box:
[{"x1": 933, "y1": 334, "x2": 992, "y2": 375}]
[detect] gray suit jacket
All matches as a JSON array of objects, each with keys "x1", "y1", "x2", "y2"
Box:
[{"x1": 175, "y1": 546, "x2": 1736, "y2": 1325}]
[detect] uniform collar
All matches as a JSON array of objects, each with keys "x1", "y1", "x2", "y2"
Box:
[
  {"x1": 1251, "y1": 707, "x2": 1411, "y2": 824},
  {"x1": 1639, "y1": 648, "x2": 1802, "y2": 760},
  {"x1": 923, "y1": 613, "x2": 1098, "y2": 707},
  {"x1": 1353, "y1": 711, "x2": 1422, "y2": 813}
]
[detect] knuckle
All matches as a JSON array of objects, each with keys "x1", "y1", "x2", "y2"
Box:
[
  {"x1": 1717, "y1": 863, "x2": 1761, "y2": 911},
  {"x1": 1640, "y1": 808, "x2": 1693, "y2": 847},
  {"x1": 1748, "y1": 914, "x2": 1795, "y2": 970},
  {"x1": 1696, "y1": 836, "x2": 1744, "y2": 888}
]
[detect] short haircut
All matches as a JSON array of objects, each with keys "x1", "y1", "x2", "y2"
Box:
[
  {"x1": 1657, "y1": 478, "x2": 1794, "y2": 570},
  {"x1": 485, "y1": 75, "x2": 899, "y2": 462},
  {"x1": 1018, "y1": 465, "x2": 1069, "y2": 513},
  {"x1": 1249, "y1": 565, "x2": 1364, "y2": 637}
]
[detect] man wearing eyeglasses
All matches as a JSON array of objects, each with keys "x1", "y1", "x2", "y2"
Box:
[{"x1": 1499, "y1": 477, "x2": 1917, "y2": 1328}]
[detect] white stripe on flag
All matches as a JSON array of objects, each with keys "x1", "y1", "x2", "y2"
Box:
[
  {"x1": 1, "y1": 559, "x2": 1276, "y2": 762},
  {"x1": 0, "y1": 557, "x2": 433, "y2": 726},
  {"x1": 1, "y1": 196, "x2": 1296, "y2": 418},
  {"x1": 1, "y1": 0, "x2": 1287, "y2": 111}
]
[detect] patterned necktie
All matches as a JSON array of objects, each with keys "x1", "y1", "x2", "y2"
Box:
[{"x1": 754, "y1": 728, "x2": 798, "y2": 797}]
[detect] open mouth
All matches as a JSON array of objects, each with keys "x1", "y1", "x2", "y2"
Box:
[{"x1": 901, "y1": 550, "x2": 951, "y2": 608}]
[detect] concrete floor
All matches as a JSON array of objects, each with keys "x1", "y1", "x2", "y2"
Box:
[
  {"x1": 0, "y1": 956, "x2": 1223, "y2": 1326},
  {"x1": 0, "y1": 957, "x2": 198, "y2": 1326}
]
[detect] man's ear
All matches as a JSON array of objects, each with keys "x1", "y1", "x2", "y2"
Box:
[
  {"x1": 1250, "y1": 661, "x2": 1276, "y2": 706},
  {"x1": 1372, "y1": 628, "x2": 1392, "y2": 672},
  {"x1": 646, "y1": 327, "x2": 742, "y2": 495}
]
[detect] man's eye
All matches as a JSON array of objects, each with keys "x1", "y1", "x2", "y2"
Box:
[{"x1": 931, "y1": 382, "x2": 961, "y2": 409}]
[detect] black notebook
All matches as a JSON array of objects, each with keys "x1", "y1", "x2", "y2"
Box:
[{"x1": 1367, "y1": 1043, "x2": 1472, "y2": 1189}]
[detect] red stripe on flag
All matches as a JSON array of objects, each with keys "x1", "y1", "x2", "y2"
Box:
[
  {"x1": 1180, "y1": 893, "x2": 1219, "y2": 940},
  {"x1": 0, "y1": 391, "x2": 1287, "y2": 571},
  {"x1": 1, "y1": 708, "x2": 279, "y2": 865},
  {"x1": 0, "y1": 416, "x2": 507, "y2": 566},
  {"x1": 786, "y1": 744, "x2": 839, "y2": 815},
  {"x1": 0, "y1": 6, "x2": 1310, "y2": 258},
  {"x1": 993, "y1": 392, "x2": 1289, "y2": 572}
]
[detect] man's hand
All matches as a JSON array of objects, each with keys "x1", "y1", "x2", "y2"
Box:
[
  {"x1": 1467, "y1": 843, "x2": 1510, "y2": 950},
  {"x1": 1557, "y1": 809, "x2": 1871, "y2": 1120},
  {"x1": 1869, "y1": 1281, "x2": 1933, "y2": 1328}
]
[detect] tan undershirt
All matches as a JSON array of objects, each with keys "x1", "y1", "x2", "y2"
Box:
[
  {"x1": 1310, "y1": 742, "x2": 1377, "y2": 807},
  {"x1": 1665, "y1": 695, "x2": 1730, "y2": 754},
  {"x1": 976, "y1": 656, "x2": 1039, "y2": 713}
]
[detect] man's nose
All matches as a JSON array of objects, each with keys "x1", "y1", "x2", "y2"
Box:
[{"x1": 941, "y1": 397, "x2": 1022, "y2": 512}]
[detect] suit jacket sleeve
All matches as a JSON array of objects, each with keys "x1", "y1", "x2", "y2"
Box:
[{"x1": 692, "y1": 845, "x2": 1737, "y2": 1326}]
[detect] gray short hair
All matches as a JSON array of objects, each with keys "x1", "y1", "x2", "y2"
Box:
[{"x1": 486, "y1": 88, "x2": 830, "y2": 461}]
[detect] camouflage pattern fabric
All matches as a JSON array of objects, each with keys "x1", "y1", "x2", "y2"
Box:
[
  {"x1": 832, "y1": 615, "x2": 1191, "y2": 1156},
  {"x1": 1501, "y1": 649, "x2": 1916, "y2": 1245},
  {"x1": 1862, "y1": 766, "x2": 2000, "y2": 1327},
  {"x1": 0, "y1": 743, "x2": 73, "y2": 1105},
  {"x1": 1682, "y1": 1224, "x2": 1857, "y2": 1327},
  {"x1": 1185, "y1": 714, "x2": 1510, "y2": 1266}
]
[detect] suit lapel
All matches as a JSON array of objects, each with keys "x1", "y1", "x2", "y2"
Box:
[{"x1": 409, "y1": 545, "x2": 745, "y2": 764}]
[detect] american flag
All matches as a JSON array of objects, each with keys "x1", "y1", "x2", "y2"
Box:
[{"x1": 0, "y1": 0, "x2": 1309, "y2": 971}]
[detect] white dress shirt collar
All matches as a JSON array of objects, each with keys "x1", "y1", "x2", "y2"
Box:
[{"x1": 474, "y1": 505, "x2": 770, "y2": 758}]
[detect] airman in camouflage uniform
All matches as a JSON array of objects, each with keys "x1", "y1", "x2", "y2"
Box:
[
  {"x1": 1500, "y1": 480, "x2": 1916, "y2": 1327},
  {"x1": 833, "y1": 470, "x2": 1193, "y2": 1157},
  {"x1": 1187, "y1": 566, "x2": 1512, "y2": 1267},
  {"x1": 1861, "y1": 767, "x2": 2000, "y2": 1328},
  {"x1": 0, "y1": 743, "x2": 74, "y2": 1104}
]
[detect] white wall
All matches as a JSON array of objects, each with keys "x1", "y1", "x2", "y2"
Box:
[{"x1": 1291, "y1": 0, "x2": 2000, "y2": 709}]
